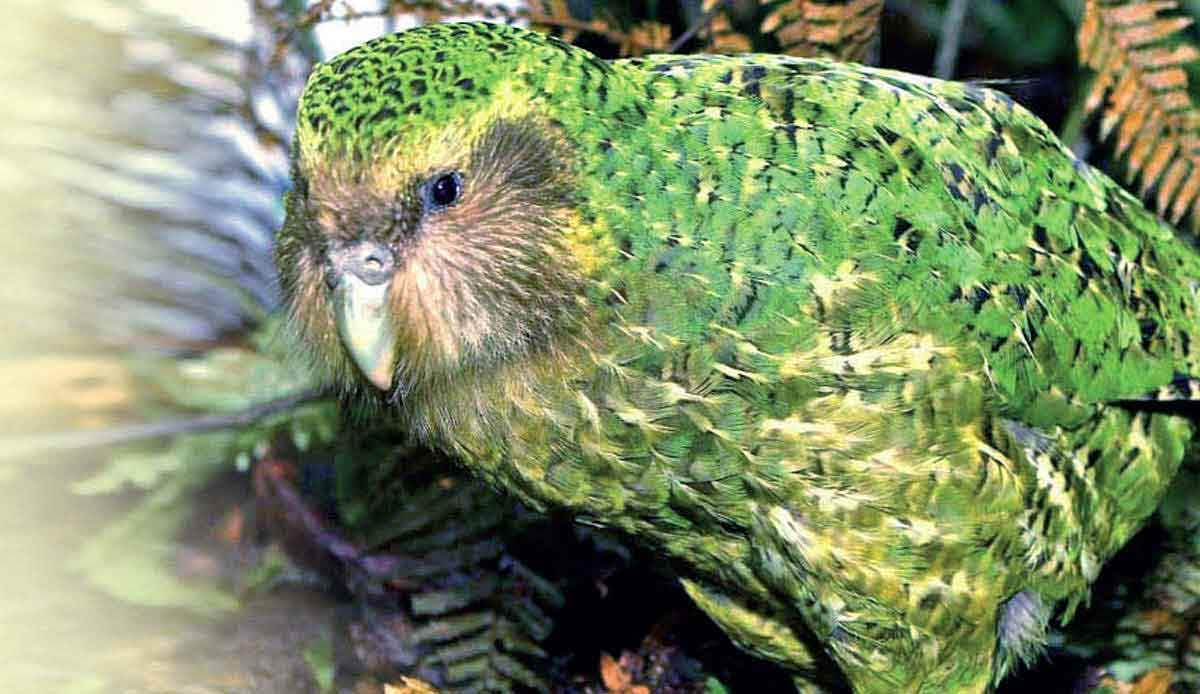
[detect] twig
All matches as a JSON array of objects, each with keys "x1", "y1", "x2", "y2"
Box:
[
  {"x1": 933, "y1": 0, "x2": 970, "y2": 79},
  {"x1": 669, "y1": 2, "x2": 726, "y2": 54},
  {"x1": 1058, "y1": 72, "x2": 1095, "y2": 156},
  {"x1": 1, "y1": 389, "x2": 328, "y2": 462},
  {"x1": 254, "y1": 457, "x2": 422, "y2": 591}
]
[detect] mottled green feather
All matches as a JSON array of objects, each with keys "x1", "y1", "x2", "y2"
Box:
[{"x1": 279, "y1": 22, "x2": 1200, "y2": 693}]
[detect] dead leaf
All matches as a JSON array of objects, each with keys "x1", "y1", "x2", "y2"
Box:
[
  {"x1": 600, "y1": 652, "x2": 633, "y2": 692},
  {"x1": 1131, "y1": 667, "x2": 1174, "y2": 694},
  {"x1": 1139, "y1": 608, "x2": 1181, "y2": 635},
  {"x1": 384, "y1": 676, "x2": 441, "y2": 694},
  {"x1": 216, "y1": 506, "x2": 245, "y2": 545}
]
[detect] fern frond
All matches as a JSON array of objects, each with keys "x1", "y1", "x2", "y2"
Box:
[
  {"x1": 1077, "y1": 0, "x2": 1200, "y2": 231},
  {"x1": 526, "y1": 0, "x2": 585, "y2": 45},
  {"x1": 283, "y1": 1, "x2": 669, "y2": 57},
  {"x1": 71, "y1": 446, "x2": 241, "y2": 613},
  {"x1": 326, "y1": 447, "x2": 564, "y2": 692},
  {"x1": 701, "y1": 0, "x2": 753, "y2": 54},
  {"x1": 761, "y1": 0, "x2": 883, "y2": 63},
  {"x1": 522, "y1": 1, "x2": 671, "y2": 55}
]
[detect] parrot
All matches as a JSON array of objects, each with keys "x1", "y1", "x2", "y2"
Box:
[{"x1": 274, "y1": 21, "x2": 1200, "y2": 692}]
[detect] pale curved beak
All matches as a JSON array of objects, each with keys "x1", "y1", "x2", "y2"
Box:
[{"x1": 328, "y1": 242, "x2": 397, "y2": 391}]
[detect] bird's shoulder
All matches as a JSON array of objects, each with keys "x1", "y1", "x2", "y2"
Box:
[{"x1": 604, "y1": 52, "x2": 1200, "y2": 412}]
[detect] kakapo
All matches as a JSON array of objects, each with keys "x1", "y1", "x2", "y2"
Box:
[{"x1": 275, "y1": 21, "x2": 1200, "y2": 692}]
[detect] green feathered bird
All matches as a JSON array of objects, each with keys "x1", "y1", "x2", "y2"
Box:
[{"x1": 274, "y1": 21, "x2": 1200, "y2": 692}]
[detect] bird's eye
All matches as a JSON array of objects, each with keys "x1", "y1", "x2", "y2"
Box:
[{"x1": 427, "y1": 172, "x2": 463, "y2": 210}]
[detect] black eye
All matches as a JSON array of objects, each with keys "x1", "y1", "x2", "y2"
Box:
[{"x1": 427, "y1": 172, "x2": 462, "y2": 209}]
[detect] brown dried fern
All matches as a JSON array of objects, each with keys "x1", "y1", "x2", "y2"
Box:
[
  {"x1": 285, "y1": 1, "x2": 885, "y2": 62},
  {"x1": 523, "y1": 1, "x2": 671, "y2": 55},
  {"x1": 1078, "y1": 0, "x2": 1200, "y2": 231},
  {"x1": 761, "y1": 0, "x2": 883, "y2": 63},
  {"x1": 293, "y1": 0, "x2": 670, "y2": 56},
  {"x1": 699, "y1": 0, "x2": 753, "y2": 54}
]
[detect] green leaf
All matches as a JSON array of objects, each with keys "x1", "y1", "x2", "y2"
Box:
[
  {"x1": 71, "y1": 450, "x2": 236, "y2": 613},
  {"x1": 303, "y1": 631, "x2": 336, "y2": 693}
]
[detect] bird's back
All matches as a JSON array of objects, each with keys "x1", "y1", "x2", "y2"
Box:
[{"x1": 574, "y1": 52, "x2": 1200, "y2": 690}]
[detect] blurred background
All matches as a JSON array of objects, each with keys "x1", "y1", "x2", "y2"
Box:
[{"x1": 3, "y1": 1, "x2": 1199, "y2": 692}]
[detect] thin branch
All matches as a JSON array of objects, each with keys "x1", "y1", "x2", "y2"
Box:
[
  {"x1": 1, "y1": 389, "x2": 328, "y2": 462},
  {"x1": 933, "y1": 0, "x2": 970, "y2": 79},
  {"x1": 669, "y1": 2, "x2": 726, "y2": 53},
  {"x1": 1058, "y1": 71, "x2": 1095, "y2": 154},
  {"x1": 254, "y1": 457, "x2": 422, "y2": 590}
]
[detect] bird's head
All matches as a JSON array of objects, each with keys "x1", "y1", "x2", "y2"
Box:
[{"x1": 276, "y1": 22, "x2": 624, "y2": 399}]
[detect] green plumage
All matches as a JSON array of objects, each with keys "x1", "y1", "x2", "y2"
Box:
[{"x1": 278, "y1": 22, "x2": 1200, "y2": 692}]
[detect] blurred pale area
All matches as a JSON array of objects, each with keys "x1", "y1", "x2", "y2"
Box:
[
  {"x1": 0, "y1": 1, "x2": 326, "y2": 690},
  {"x1": 0, "y1": 1, "x2": 520, "y2": 689},
  {"x1": 0, "y1": 0, "x2": 278, "y2": 434}
]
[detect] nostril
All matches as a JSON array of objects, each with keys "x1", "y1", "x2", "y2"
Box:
[
  {"x1": 328, "y1": 241, "x2": 394, "y2": 287},
  {"x1": 355, "y1": 247, "x2": 394, "y2": 286}
]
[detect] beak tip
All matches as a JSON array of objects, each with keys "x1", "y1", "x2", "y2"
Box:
[
  {"x1": 365, "y1": 364, "x2": 395, "y2": 392},
  {"x1": 332, "y1": 272, "x2": 398, "y2": 393}
]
